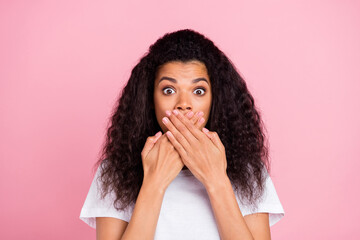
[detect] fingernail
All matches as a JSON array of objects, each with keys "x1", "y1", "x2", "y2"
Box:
[
  {"x1": 199, "y1": 117, "x2": 205, "y2": 124},
  {"x1": 165, "y1": 110, "x2": 171, "y2": 117},
  {"x1": 155, "y1": 131, "x2": 162, "y2": 137},
  {"x1": 186, "y1": 111, "x2": 194, "y2": 118},
  {"x1": 162, "y1": 117, "x2": 169, "y2": 124},
  {"x1": 199, "y1": 111, "x2": 204, "y2": 117},
  {"x1": 202, "y1": 127, "x2": 209, "y2": 133},
  {"x1": 172, "y1": 109, "x2": 179, "y2": 115}
]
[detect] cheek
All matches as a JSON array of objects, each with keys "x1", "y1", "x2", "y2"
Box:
[
  {"x1": 154, "y1": 96, "x2": 173, "y2": 117},
  {"x1": 203, "y1": 103, "x2": 212, "y2": 124},
  {"x1": 154, "y1": 95, "x2": 163, "y2": 115},
  {"x1": 154, "y1": 103, "x2": 168, "y2": 129},
  {"x1": 155, "y1": 108, "x2": 164, "y2": 124},
  {"x1": 201, "y1": 98, "x2": 212, "y2": 116}
]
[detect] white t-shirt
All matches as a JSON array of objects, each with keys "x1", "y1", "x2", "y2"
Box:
[{"x1": 80, "y1": 166, "x2": 285, "y2": 239}]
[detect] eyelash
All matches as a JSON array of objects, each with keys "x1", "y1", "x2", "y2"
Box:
[{"x1": 162, "y1": 86, "x2": 207, "y2": 96}]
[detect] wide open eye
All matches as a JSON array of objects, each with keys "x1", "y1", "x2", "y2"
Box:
[
  {"x1": 162, "y1": 86, "x2": 206, "y2": 96},
  {"x1": 162, "y1": 87, "x2": 175, "y2": 95},
  {"x1": 194, "y1": 87, "x2": 206, "y2": 95}
]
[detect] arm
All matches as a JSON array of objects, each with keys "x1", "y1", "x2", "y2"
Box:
[
  {"x1": 95, "y1": 179, "x2": 165, "y2": 240},
  {"x1": 161, "y1": 112, "x2": 271, "y2": 239},
  {"x1": 96, "y1": 217, "x2": 128, "y2": 240},
  {"x1": 205, "y1": 176, "x2": 271, "y2": 240},
  {"x1": 94, "y1": 132, "x2": 183, "y2": 240},
  {"x1": 120, "y1": 178, "x2": 166, "y2": 240}
]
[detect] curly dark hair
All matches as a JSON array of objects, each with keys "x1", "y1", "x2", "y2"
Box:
[{"x1": 93, "y1": 29, "x2": 270, "y2": 212}]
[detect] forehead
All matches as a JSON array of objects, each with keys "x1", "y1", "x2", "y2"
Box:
[{"x1": 155, "y1": 60, "x2": 209, "y2": 81}]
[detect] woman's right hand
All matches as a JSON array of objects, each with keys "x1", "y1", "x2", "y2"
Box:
[{"x1": 141, "y1": 111, "x2": 204, "y2": 191}]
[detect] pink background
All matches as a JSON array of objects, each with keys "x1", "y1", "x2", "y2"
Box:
[{"x1": 1, "y1": 0, "x2": 359, "y2": 239}]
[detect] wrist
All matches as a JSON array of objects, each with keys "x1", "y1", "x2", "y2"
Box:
[
  {"x1": 142, "y1": 175, "x2": 168, "y2": 195},
  {"x1": 204, "y1": 173, "x2": 231, "y2": 194}
]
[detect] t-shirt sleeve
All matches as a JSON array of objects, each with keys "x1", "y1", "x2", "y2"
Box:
[
  {"x1": 79, "y1": 165, "x2": 133, "y2": 229},
  {"x1": 236, "y1": 170, "x2": 285, "y2": 227}
]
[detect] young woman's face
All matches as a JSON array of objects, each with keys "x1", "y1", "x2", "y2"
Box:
[{"x1": 154, "y1": 60, "x2": 212, "y2": 133}]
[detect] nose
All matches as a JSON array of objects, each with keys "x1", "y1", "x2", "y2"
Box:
[{"x1": 175, "y1": 92, "x2": 192, "y2": 114}]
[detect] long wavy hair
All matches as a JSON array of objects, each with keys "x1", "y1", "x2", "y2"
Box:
[{"x1": 93, "y1": 29, "x2": 270, "y2": 211}]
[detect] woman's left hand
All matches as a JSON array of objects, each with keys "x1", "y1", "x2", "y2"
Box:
[{"x1": 162, "y1": 109, "x2": 228, "y2": 189}]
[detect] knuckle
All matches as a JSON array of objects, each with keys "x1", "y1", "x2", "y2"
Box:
[
  {"x1": 177, "y1": 125, "x2": 186, "y2": 132},
  {"x1": 186, "y1": 122, "x2": 195, "y2": 130}
]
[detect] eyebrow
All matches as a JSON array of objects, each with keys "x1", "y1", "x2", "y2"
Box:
[{"x1": 158, "y1": 77, "x2": 209, "y2": 86}]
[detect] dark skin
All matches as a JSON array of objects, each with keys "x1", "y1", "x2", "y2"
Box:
[
  {"x1": 153, "y1": 60, "x2": 212, "y2": 170},
  {"x1": 153, "y1": 60, "x2": 271, "y2": 239},
  {"x1": 96, "y1": 60, "x2": 270, "y2": 239}
]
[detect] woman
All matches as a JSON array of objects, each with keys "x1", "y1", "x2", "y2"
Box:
[{"x1": 80, "y1": 29, "x2": 285, "y2": 239}]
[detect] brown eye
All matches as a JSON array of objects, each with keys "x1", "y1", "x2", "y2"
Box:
[
  {"x1": 194, "y1": 88, "x2": 206, "y2": 95},
  {"x1": 162, "y1": 87, "x2": 175, "y2": 95}
]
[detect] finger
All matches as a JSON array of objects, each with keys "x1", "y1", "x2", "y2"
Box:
[
  {"x1": 141, "y1": 131, "x2": 162, "y2": 159},
  {"x1": 163, "y1": 113, "x2": 193, "y2": 150},
  {"x1": 165, "y1": 130, "x2": 189, "y2": 164},
  {"x1": 202, "y1": 128, "x2": 224, "y2": 151},
  {"x1": 153, "y1": 131, "x2": 162, "y2": 143},
  {"x1": 195, "y1": 113, "x2": 205, "y2": 129},
  {"x1": 169, "y1": 110, "x2": 206, "y2": 143},
  {"x1": 186, "y1": 111, "x2": 204, "y2": 129}
]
